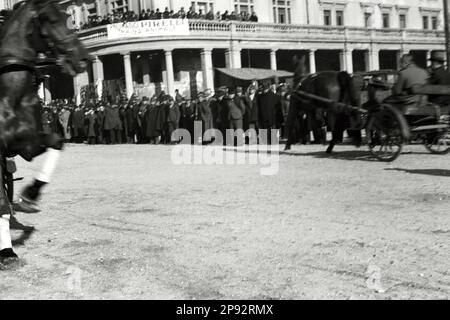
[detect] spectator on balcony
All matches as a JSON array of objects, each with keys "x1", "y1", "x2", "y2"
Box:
[
  {"x1": 155, "y1": 9, "x2": 162, "y2": 20},
  {"x1": 129, "y1": 11, "x2": 139, "y2": 22},
  {"x1": 148, "y1": 10, "x2": 156, "y2": 20},
  {"x1": 198, "y1": 10, "x2": 206, "y2": 20},
  {"x1": 215, "y1": 11, "x2": 222, "y2": 20},
  {"x1": 187, "y1": 7, "x2": 196, "y2": 19},
  {"x1": 205, "y1": 10, "x2": 214, "y2": 20},
  {"x1": 139, "y1": 10, "x2": 147, "y2": 21},
  {"x1": 229, "y1": 11, "x2": 238, "y2": 21},
  {"x1": 163, "y1": 7, "x2": 171, "y2": 19},
  {"x1": 221, "y1": 11, "x2": 229, "y2": 21},
  {"x1": 250, "y1": 12, "x2": 258, "y2": 22},
  {"x1": 179, "y1": 7, "x2": 187, "y2": 19}
]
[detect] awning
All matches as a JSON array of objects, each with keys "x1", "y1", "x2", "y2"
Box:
[{"x1": 215, "y1": 68, "x2": 294, "y2": 81}]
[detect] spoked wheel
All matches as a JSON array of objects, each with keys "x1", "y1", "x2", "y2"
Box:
[
  {"x1": 425, "y1": 131, "x2": 450, "y2": 155},
  {"x1": 367, "y1": 105, "x2": 409, "y2": 162}
]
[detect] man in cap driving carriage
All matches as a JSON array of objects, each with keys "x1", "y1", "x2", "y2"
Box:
[{"x1": 428, "y1": 51, "x2": 450, "y2": 106}]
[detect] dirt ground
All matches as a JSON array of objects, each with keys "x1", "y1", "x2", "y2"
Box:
[{"x1": 0, "y1": 143, "x2": 449, "y2": 300}]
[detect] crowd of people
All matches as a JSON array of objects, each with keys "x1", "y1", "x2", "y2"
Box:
[
  {"x1": 80, "y1": 6, "x2": 258, "y2": 30},
  {"x1": 40, "y1": 82, "x2": 309, "y2": 147}
]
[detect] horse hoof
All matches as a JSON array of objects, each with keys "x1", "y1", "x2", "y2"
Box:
[
  {"x1": 0, "y1": 248, "x2": 20, "y2": 270},
  {"x1": 326, "y1": 148, "x2": 333, "y2": 154},
  {"x1": 284, "y1": 145, "x2": 291, "y2": 151},
  {"x1": 0, "y1": 255, "x2": 23, "y2": 271},
  {"x1": 13, "y1": 196, "x2": 41, "y2": 214}
]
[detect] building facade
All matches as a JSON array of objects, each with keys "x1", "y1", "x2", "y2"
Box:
[{"x1": 2, "y1": 0, "x2": 447, "y2": 101}]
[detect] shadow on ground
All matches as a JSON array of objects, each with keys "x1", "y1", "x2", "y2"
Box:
[
  {"x1": 225, "y1": 147, "x2": 380, "y2": 162},
  {"x1": 385, "y1": 168, "x2": 450, "y2": 177}
]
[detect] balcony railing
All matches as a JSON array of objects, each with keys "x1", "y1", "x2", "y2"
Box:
[{"x1": 77, "y1": 20, "x2": 445, "y2": 46}]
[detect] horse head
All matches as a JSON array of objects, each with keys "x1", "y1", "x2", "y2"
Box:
[{"x1": 33, "y1": 0, "x2": 91, "y2": 76}]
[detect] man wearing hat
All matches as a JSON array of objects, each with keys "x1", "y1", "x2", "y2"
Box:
[
  {"x1": 197, "y1": 92, "x2": 214, "y2": 143},
  {"x1": 258, "y1": 81, "x2": 280, "y2": 144},
  {"x1": 226, "y1": 87, "x2": 245, "y2": 131},
  {"x1": 166, "y1": 96, "x2": 181, "y2": 144},
  {"x1": 429, "y1": 51, "x2": 450, "y2": 105}
]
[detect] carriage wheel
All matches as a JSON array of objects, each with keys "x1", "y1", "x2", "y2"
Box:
[
  {"x1": 367, "y1": 106, "x2": 406, "y2": 162},
  {"x1": 424, "y1": 132, "x2": 450, "y2": 155}
]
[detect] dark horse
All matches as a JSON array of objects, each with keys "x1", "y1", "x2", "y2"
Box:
[
  {"x1": 0, "y1": 0, "x2": 89, "y2": 265},
  {"x1": 285, "y1": 70, "x2": 363, "y2": 153}
]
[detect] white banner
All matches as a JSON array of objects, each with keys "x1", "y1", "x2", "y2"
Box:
[{"x1": 107, "y1": 19, "x2": 190, "y2": 40}]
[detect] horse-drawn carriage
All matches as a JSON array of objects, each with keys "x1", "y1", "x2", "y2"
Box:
[{"x1": 293, "y1": 70, "x2": 450, "y2": 162}]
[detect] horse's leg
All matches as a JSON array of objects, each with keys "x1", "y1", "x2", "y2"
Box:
[
  {"x1": 0, "y1": 157, "x2": 17, "y2": 261},
  {"x1": 15, "y1": 147, "x2": 62, "y2": 214},
  {"x1": 326, "y1": 134, "x2": 336, "y2": 154}
]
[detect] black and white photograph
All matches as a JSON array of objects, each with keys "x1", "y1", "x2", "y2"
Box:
[{"x1": 0, "y1": 0, "x2": 449, "y2": 304}]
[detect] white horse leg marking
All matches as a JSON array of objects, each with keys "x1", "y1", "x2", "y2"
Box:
[
  {"x1": 35, "y1": 148, "x2": 61, "y2": 184},
  {"x1": 0, "y1": 215, "x2": 12, "y2": 250}
]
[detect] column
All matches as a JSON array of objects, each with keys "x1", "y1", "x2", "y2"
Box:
[
  {"x1": 270, "y1": 49, "x2": 278, "y2": 71},
  {"x1": 225, "y1": 49, "x2": 242, "y2": 69},
  {"x1": 142, "y1": 54, "x2": 150, "y2": 85},
  {"x1": 92, "y1": 55, "x2": 104, "y2": 82},
  {"x1": 364, "y1": 50, "x2": 370, "y2": 71},
  {"x1": 122, "y1": 52, "x2": 134, "y2": 99},
  {"x1": 369, "y1": 48, "x2": 380, "y2": 71},
  {"x1": 201, "y1": 49, "x2": 214, "y2": 92},
  {"x1": 95, "y1": 0, "x2": 102, "y2": 17},
  {"x1": 139, "y1": 0, "x2": 146, "y2": 11},
  {"x1": 427, "y1": 50, "x2": 432, "y2": 67},
  {"x1": 164, "y1": 50, "x2": 175, "y2": 96},
  {"x1": 225, "y1": 49, "x2": 231, "y2": 69},
  {"x1": 344, "y1": 49, "x2": 353, "y2": 74},
  {"x1": 309, "y1": 49, "x2": 316, "y2": 74},
  {"x1": 339, "y1": 50, "x2": 346, "y2": 71},
  {"x1": 73, "y1": 71, "x2": 89, "y2": 105},
  {"x1": 396, "y1": 49, "x2": 405, "y2": 69}
]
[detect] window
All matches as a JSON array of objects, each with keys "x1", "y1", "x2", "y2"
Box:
[
  {"x1": 423, "y1": 16, "x2": 429, "y2": 30},
  {"x1": 192, "y1": 1, "x2": 214, "y2": 13},
  {"x1": 273, "y1": 0, "x2": 291, "y2": 24},
  {"x1": 324, "y1": 10, "x2": 331, "y2": 26},
  {"x1": 110, "y1": 0, "x2": 128, "y2": 13},
  {"x1": 382, "y1": 13, "x2": 390, "y2": 28},
  {"x1": 364, "y1": 13, "x2": 371, "y2": 28},
  {"x1": 234, "y1": 0, "x2": 254, "y2": 14},
  {"x1": 399, "y1": 14, "x2": 406, "y2": 29},
  {"x1": 336, "y1": 10, "x2": 344, "y2": 26},
  {"x1": 432, "y1": 16, "x2": 438, "y2": 30}
]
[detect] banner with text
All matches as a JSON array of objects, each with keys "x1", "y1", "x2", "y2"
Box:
[{"x1": 107, "y1": 19, "x2": 190, "y2": 40}]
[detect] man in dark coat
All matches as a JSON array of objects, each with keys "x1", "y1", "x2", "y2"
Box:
[
  {"x1": 96, "y1": 105, "x2": 105, "y2": 144},
  {"x1": 157, "y1": 92, "x2": 169, "y2": 144},
  {"x1": 197, "y1": 92, "x2": 214, "y2": 142},
  {"x1": 180, "y1": 98, "x2": 196, "y2": 144},
  {"x1": 166, "y1": 96, "x2": 181, "y2": 144},
  {"x1": 70, "y1": 104, "x2": 85, "y2": 143},
  {"x1": 244, "y1": 85, "x2": 259, "y2": 144},
  {"x1": 258, "y1": 82, "x2": 280, "y2": 144},
  {"x1": 227, "y1": 88, "x2": 245, "y2": 130},
  {"x1": 104, "y1": 103, "x2": 121, "y2": 144},
  {"x1": 428, "y1": 51, "x2": 450, "y2": 105},
  {"x1": 125, "y1": 102, "x2": 137, "y2": 143}
]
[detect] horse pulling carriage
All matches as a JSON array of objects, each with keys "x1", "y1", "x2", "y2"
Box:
[{"x1": 291, "y1": 70, "x2": 450, "y2": 162}]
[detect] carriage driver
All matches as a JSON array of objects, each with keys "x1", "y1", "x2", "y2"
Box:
[
  {"x1": 428, "y1": 51, "x2": 450, "y2": 106},
  {"x1": 385, "y1": 54, "x2": 429, "y2": 106}
]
